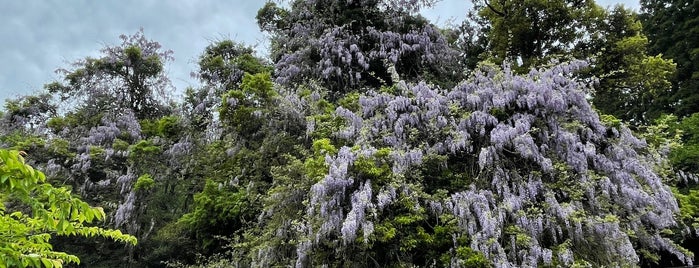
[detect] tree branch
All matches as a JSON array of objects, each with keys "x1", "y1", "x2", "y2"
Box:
[{"x1": 483, "y1": 0, "x2": 506, "y2": 17}]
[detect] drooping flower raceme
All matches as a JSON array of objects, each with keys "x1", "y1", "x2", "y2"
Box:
[
  {"x1": 263, "y1": 0, "x2": 460, "y2": 96},
  {"x1": 300, "y1": 61, "x2": 690, "y2": 267}
]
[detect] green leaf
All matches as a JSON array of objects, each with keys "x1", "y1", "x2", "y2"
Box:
[{"x1": 40, "y1": 258, "x2": 54, "y2": 268}]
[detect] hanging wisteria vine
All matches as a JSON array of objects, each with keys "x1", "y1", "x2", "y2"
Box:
[{"x1": 297, "y1": 61, "x2": 691, "y2": 267}]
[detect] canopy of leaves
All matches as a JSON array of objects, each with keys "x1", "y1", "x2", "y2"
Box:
[
  {"x1": 640, "y1": 0, "x2": 699, "y2": 117},
  {"x1": 0, "y1": 149, "x2": 136, "y2": 267},
  {"x1": 587, "y1": 6, "x2": 676, "y2": 125},
  {"x1": 465, "y1": 1, "x2": 677, "y2": 125},
  {"x1": 466, "y1": 0, "x2": 604, "y2": 69}
]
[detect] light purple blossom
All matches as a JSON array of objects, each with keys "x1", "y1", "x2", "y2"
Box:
[{"x1": 292, "y1": 59, "x2": 689, "y2": 266}]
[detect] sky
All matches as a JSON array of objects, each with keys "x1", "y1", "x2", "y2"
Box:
[{"x1": 0, "y1": 0, "x2": 640, "y2": 103}]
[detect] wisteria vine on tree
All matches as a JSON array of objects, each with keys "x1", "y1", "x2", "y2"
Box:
[{"x1": 288, "y1": 61, "x2": 692, "y2": 267}]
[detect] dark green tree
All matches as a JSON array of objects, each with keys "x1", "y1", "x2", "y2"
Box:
[
  {"x1": 640, "y1": 0, "x2": 699, "y2": 117},
  {"x1": 586, "y1": 6, "x2": 676, "y2": 125},
  {"x1": 466, "y1": 0, "x2": 604, "y2": 70}
]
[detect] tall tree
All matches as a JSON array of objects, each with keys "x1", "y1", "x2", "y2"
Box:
[
  {"x1": 184, "y1": 40, "x2": 272, "y2": 132},
  {"x1": 640, "y1": 0, "x2": 699, "y2": 117},
  {"x1": 258, "y1": 0, "x2": 463, "y2": 98},
  {"x1": 466, "y1": 0, "x2": 604, "y2": 70},
  {"x1": 215, "y1": 60, "x2": 693, "y2": 267},
  {"x1": 586, "y1": 6, "x2": 676, "y2": 125},
  {"x1": 466, "y1": 2, "x2": 676, "y2": 125},
  {"x1": 46, "y1": 29, "x2": 173, "y2": 120}
]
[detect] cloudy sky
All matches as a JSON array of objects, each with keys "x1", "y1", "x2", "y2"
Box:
[{"x1": 0, "y1": 0, "x2": 639, "y2": 103}]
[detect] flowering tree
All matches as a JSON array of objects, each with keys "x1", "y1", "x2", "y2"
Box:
[
  {"x1": 1, "y1": 94, "x2": 56, "y2": 134},
  {"x1": 248, "y1": 61, "x2": 692, "y2": 267},
  {"x1": 1, "y1": 3, "x2": 695, "y2": 266},
  {"x1": 0, "y1": 31, "x2": 199, "y2": 266},
  {"x1": 259, "y1": 0, "x2": 463, "y2": 98}
]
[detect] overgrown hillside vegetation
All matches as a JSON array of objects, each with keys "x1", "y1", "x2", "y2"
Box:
[{"x1": 2, "y1": 0, "x2": 698, "y2": 267}]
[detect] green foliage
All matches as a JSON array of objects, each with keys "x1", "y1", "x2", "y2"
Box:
[
  {"x1": 143, "y1": 220, "x2": 196, "y2": 266},
  {"x1": 674, "y1": 185, "x2": 699, "y2": 229},
  {"x1": 46, "y1": 117, "x2": 69, "y2": 134},
  {"x1": 419, "y1": 153, "x2": 473, "y2": 194},
  {"x1": 45, "y1": 139, "x2": 72, "y2": 159},
  {"x1": 305, "y1": 94, "x2": 347, "y2": 141},
  {"x1": 504, "y1": 225, "x2": 532, "y2": 248},
  {"x1": 172, "y1": 98, "x2": 303, "y2": 261},
  {"x1": 305, "y1": 139, "x2": 337, "y2": 180},
  {"x1": 220, "y1": 72, "x2": 276, "y2": 139},
  {"x1": 239, "y1": 72, "x2": 275, "y2": 100},
  {"x1": 641, "y1": 0, "x2": 699, "y2": 117},
  {"x1": 307, "y1": 113, "x2": 344, "y2": 140},
  {"x1": 470, "y1": 0, "x2": 603, "y2": 69},
  {"x1": 600, "y1": 114, "x2": 622, "y2": 129},
  {"x1": 590, "y1": 7, "x2": 677, "y2": 124},
  {"x1": 638, "y1": 114, "x2": 688, "y2": 185},
  {"x1": 454, "y1": 246, "x2": 491, "y2": 268},
  {"x1": 256, "y1": 1, "x2": 288, "y2": 32},
  {"x1": 134, "y1": 174, "x2": 155, "y2": 191},
  {"x1": 337, "y1": 92, "x2": 361, "y2": 112},
  {"x1": 0, "y1": 133, "x2": 46, "y2": 153},
  {"x1": 198, "y1": 40, "x2": 271, "y2": 91},
  {"x1": 128, "y1": 139, "x2": 161, "y2": 159},
  {"x1": 47, "y1": 110, "x2": 103, "y2": 133},
  {"x1": 353, "y1": 147, "x2": 392, "y2": 182},
  {"x1": 0, "y1": 149, "x2": 136, "y2": 267},
  {"x1": 178, "y1": 179, "x2": 256, "y2": 253},
  {"x1": 236, "y1": 53, "x2": 271, "y2": 76},
  {"x1": 139, "y1": 118, "x2": 159, "y2": 138},
  {"x1": 646, "y1": 113, "x2": 699, "y2": 179},
  {"x1": 88, "y1": 146, "x2": 105, "y2": 159},
  {"x1": 671, "y1": 113, "x2": 699, "y2": 172},
  {"x1": 140, "y1": 116, "x2": 181, "y2": 139},
  {"x1": 362, "y1": 189, "x2": 491, "y2": 267},
  {"x1": 111, "y1": 138, "x2": 130, "y2": 151}
]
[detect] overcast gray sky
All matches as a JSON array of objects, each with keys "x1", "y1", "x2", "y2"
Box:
[{"x1": 0, "y1": 0, "x2": 639, "y2": 103}]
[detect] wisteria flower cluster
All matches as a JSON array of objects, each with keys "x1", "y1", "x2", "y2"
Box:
[
  {"x1": 265, "y1": 0, "x2": 460, "y2": 95},
  {"x1": 298, "y1": 61, "x2": 691, "y2": 266}
]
